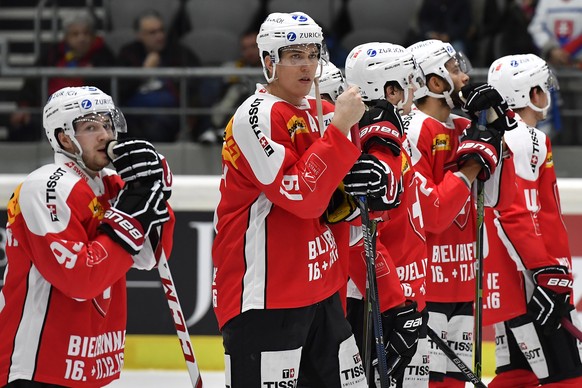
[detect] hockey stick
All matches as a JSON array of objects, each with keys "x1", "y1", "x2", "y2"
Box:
[
  {"x1": 473, "y1": 111, "x2": 487, "y2": 379},
  {"x1": 562, "y1": 317, "x2": 582, "y2": 342},
  {"x1": 357, "y1": 197, "x2": 391, "y2": 388},
  {"x1": 350, "y1": 124, "x2": 391, "y2": 388},
  {"x1": 158, "y1": 252, "x2": 203, "y2": 388},
  {"x1": 427, "y1": 325, "x2": 487, "y2": 388}
]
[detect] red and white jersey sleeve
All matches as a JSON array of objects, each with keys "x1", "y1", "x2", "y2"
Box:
[
  {"x1": 404, "y1": 110, "x2": 477, "y2": 303},
  {"x1": 0, "y1": 153, "x2": 175, "y2": 387},
  {"x1": 483, "y1": 116, "x2": 571, "y2": 324},
  {"x1": 494, "y1": 117, "x2": 571, "y2": 271},
  {"x1": 212, "y1": 85, "x2": 360, "y2": 329}
]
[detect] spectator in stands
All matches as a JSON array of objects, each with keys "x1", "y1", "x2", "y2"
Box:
[
  {"x1": 8, "y1": 10, "x2": 115, "y2": 142},
  {"x1": 417, "y1": 0, "x2": 472, "y2": 54},
  {"x1": 528, "y1": 0, "x2": 582, "y2": 68},
  {"x1": 497, "y1": 0, "x2": 538, "y2": 57},
  {"x1": 117, "y1": 9, "x2": 200, "y2": 143},
  {"x1": 198, "y1": 29, "x2": 263, "y2": 144}
]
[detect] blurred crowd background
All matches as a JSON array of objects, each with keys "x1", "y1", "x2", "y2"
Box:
[{"x1": 1, "y1": 0, "x2": 581, "y2": 158}]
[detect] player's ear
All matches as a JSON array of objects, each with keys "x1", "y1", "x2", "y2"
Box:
[
  {"x1": 264, "y1": 54, "x2": 274, "y2": 78},
  {"x1": 57, "y1": 129, "x2": 75, "y2": 153}
]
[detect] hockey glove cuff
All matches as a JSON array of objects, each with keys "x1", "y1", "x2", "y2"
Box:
[
  {"x1": 527, "y1": 266, "x2": 574, "y2": 335},
  {"x1": 457, "y1": 122, "x2": 502, "y2": 181},
  {"x1": 381, "y1": 301, "x2": 423, "y2": 379},
  {"x1": 99, "y1": 181, "x2": 170, "y2": 254}
]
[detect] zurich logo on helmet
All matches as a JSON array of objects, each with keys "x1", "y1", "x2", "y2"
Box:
[
  {"x1": 291, "y1": 14, "x2": 308, "y2": 22},
  {"x1": 287, "y1": 32, "x2": 297, "y2": 42},
  {"x1": 510, "y1": 60, "x2": 519, "y2": 67},
  {"x1": 81, "y1": 99, "x2": 93, "y2": 109},
  {"x1": 367, "y1": 49, "x2": 377, "y2": 57}
]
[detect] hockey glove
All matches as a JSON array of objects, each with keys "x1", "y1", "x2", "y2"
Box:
[
  {"x1": 107, "y1": 138, "x2": 164, "y2": 184},
  {"x1": 99, "y1": 181, "x2": 170, "y2": 255},
  {"x1": 344, "y1": 154, "x2": 401, "y2": 211},
  {"x1": 159, "y1": 154, "x2": 173, "y2": 200},
  {"x1": 461, "y1": 83, "x2": 517, "y2": 135},
  {"x1": 456, "y1": 122, "x2": 502, "y2": 181},
  {"x1": 324, "y1": 182, "x2": 359, "y2": 224},
  {"x1": 358, "y1": 100, "x2": 403, "y2": 156},
  {"x1": 381, "y1": 301, "x2": 423, "y2": 379},
  {"x1": 527, "y1": 266, "x2": 574, "y2": 335}
]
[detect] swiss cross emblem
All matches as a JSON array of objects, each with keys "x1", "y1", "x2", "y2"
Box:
[{"x1": 554, "y1": 20, "x2": 573, "y2": 39}]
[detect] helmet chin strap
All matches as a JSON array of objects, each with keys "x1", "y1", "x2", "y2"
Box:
[
  {"x1": 426, "y1": 90, "x2": 455, "y2": 109},
  {"x1": 528, "y1": 93, "x2": 552, "y2": 119},
  {"x1": 61, "y1": 135, "x2": 90, "y2": 171}
]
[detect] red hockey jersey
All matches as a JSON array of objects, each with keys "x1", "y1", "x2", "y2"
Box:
[
  {"x1": 0, "y1": 153, "x2": 175, "y2": 387},
  {"x1": 483, "y1": 114, "x2": 571, "y2": 324},
  {"x1": 405, "y1": 109, "x2": 515, "y2": 303},
  {"x1": 212, "y1": 85, "x2": 360, "y2": 329},
  {"x1": 349, "y1": 134, "x2": 428, "y2": 312}
]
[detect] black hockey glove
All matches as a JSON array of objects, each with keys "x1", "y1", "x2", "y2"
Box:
[
  {"x1": 527, "y1": 266, "x2": 574, "y2": 335},
  {"x1": 324, "y1": 182, "x2": 359, "y2": 224},
  {"x1": 99, "y1": 181, "x2": 170, "y2": 255},
  {"x1": 456, "y1": 122, "x2": 502, "y2": 181},
  {"x1": 461, "y1": 83, "x2": 518, "y2": 135},
  {"x1": 380, "y1": 301, "x2": 423, "y2": 379},
  {"x1": 344, "y1": 154, "x2": 401, "y2": 211},
  {"x1": 358, "y1": 100, "x2": 403, "y2": 156},
  {"x1": 106, "y1": 138, "x2": 164, "y2": 184}
]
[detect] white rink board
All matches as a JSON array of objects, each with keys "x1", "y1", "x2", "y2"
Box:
[{"x1": 1, "y1": 175, "x2": 581, "y2": 213}]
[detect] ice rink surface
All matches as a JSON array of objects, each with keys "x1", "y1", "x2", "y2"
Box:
[{"x1": 108, "y1": 370, "x2": 493, "y2": 387}]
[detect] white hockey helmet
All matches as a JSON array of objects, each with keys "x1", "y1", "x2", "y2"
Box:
[
  {"x1": 43, "y1": 86, "x2": 126, "y2": 160},
  {"x1": 257, "y1": 12, "x2": 324, "y2": 82},
  {"x1": 309, "y1": 61, "x2": 346, "y2": 102},
  {"x1": 488, "y1": 54, "x2": 558, "y2": 115},
  {"x1": 345, "y1": 42, "x2": 425, "y2": 109},
  {"x1": 407, "y1": 39, "x2": 471, "y2": 107}
]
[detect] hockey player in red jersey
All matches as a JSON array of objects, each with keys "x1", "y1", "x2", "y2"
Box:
[
  {"x1": 0, "y1": 86, "x2": 175, "y2": 387},
  {"x1": 211, "y1": 12, "x2": 386, "y2": 387},
  {"x1": 405, "y1": 39, "x2": 516, "y2": 387},
  {"x1": 484, "y1": 54, "x2": 582, "y2": 387},
  {"x1": 343, "y1": 42, "x2": 429, "y2": 387}
]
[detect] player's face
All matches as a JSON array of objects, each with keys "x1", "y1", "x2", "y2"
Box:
[
  {"x1": 65, "y1": 23, "x2": 94, "y2": 58},
  {"x1": 269, "y1": 44, "x2": 320, "y2": 105},
  {"x1": 445, "y1": 58, "x2": 469, "y2": 106},
  {"x1": 73, "y1": 113, "x2": 116, "y2": 173},
  {"x1": 139, "y1": 16, "x2": 166, "y2": 53}
]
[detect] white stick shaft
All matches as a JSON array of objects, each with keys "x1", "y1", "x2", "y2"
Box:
[{"x1": 157, "y1": 253, "x2": 203, "y2": 388}]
